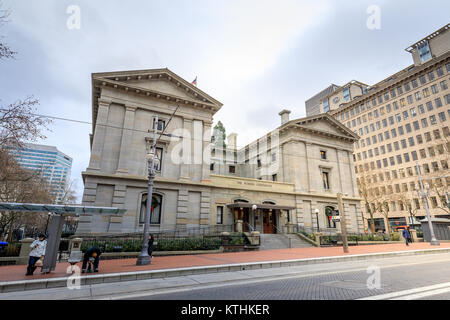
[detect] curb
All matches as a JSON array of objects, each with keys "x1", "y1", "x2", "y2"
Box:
[{"x1": 1, "y1": 247, "x2": 450, "y2": 294}]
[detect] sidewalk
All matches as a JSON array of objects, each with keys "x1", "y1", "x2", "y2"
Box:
[{"x1": 2, "y1": 242, "x2": 450, "y2": 284}]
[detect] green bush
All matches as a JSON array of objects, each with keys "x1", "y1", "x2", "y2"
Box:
[
  {"x1": 0, "y1": 243, "x2": 21, "y2": 257},
  {"x1": 389, "y1": 233, "x2": 400, "y2": 241}
]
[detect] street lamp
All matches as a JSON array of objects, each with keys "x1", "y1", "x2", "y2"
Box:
[
  {"x1": 314, "y1": 208, "x2": 320, "y2": 232},
  {"x1": 415, "y1": 161, "x2": 439, "y2": 246},
  {"x1": 45, "y1": 212, "x2": 52, "y2": 235},
  {"x1": 137, "y1": 117, "x2": 160, "y2": 266}
]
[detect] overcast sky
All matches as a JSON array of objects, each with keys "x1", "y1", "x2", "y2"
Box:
[{"x1": 1, "y1": 0, "x2": 449, "y2": 200}]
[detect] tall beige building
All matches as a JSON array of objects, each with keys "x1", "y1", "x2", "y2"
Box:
[
  {"x1": 78, "y1": 68, "x2": 363, "y2": 236},
  {"x1": 310, "y1": 23, "x2": 450, "y2": 232}
]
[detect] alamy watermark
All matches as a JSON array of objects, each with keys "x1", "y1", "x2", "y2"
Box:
[
  {"x1": 366, "y1": 265, "x2": 381, "y2": 290},
  {"x1": 366, "y1": 5, "x2": 381, "y2": 30},
  {"x1": 66, "y1": 5, "x2": 81, "y2": 30}
]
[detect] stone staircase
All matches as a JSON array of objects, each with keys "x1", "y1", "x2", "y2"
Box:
[{"x1": 259, "y1": 233, "x2": 312, "y2": 250}]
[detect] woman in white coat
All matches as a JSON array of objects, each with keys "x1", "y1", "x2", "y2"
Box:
[{"x1": 26, "y1": 233, "x2": 47, "y2": 276}]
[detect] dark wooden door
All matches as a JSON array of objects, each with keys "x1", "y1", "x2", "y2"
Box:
[{"x1": 263, "y1": 210, "x2": 275, "y2": 234}]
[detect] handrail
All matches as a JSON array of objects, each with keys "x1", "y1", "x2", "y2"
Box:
[{"x1": 245, "y1": 223, "x2": 256, "y2": 232}]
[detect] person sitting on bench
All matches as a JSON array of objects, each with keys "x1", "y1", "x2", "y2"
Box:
[{"x1": 81, "y1": 246, "x2": 102, "y2": 273}]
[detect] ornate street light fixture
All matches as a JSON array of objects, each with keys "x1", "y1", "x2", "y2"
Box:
[
  {"x1": 415, "y1": 162, "x2": 439, "y2": 246},
  {"x1": 137, "y1": 116, "x2": 160, "y2": 265}
]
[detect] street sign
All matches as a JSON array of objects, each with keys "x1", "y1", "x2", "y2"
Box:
[
  {"x1": 332, "y1": 216, "x2": 341, "y2": 222},
  {"x1": 331, "y1": 210, "x2": 340, "y2": 216}
]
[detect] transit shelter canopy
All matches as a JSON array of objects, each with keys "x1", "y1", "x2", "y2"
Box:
[
  {"x1": 0, "y1": 202, "x2": 126, "y2": 216},
  {"x1": 226, "y1": 202, "x2": 295, "y2": 211}
]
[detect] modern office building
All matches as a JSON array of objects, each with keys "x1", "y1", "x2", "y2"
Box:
[
  {"x1": 77, "y1": 68, "x2": 363, "y2": 235},
  {"x1": 10, "y1": 143, "x2": 73, "y2": 203},
  {"x1": 305, "y1": 81, "x2": 369, "y2": 116},
  {"x1": 310, "y1": 23, "x2": 450, "y2": 232}
]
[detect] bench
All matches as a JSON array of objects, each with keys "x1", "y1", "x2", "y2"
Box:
[{"x1": 67, "y1": 251, "x2": 83, "y2": 272}]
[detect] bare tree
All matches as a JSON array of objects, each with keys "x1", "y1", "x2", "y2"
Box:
[
  {"x1": 58, "y1": 179, "x2": 79, "y2": 204},
  {"x1": 0, "y1": 150, "x2": 54, "y2": 241},
  {"x1": 0, "y1": 3, "x2": 16, "y2": 60},
  {"x1": 357, "y1": 176, "x2": 377, "y2": 233}
]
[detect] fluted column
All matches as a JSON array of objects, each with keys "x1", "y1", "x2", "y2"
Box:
[
  {"x1": 116, "y1": 105, "x2": 137, "y2": 174},
  {"x1": 88, "y1": 99, "x2": 110, "y2": 171}
]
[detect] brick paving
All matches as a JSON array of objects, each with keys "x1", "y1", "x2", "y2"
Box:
[{"x1": 1, "y1": 242, "x2": 449, "y2": 283}]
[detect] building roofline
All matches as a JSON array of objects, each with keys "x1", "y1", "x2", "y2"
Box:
[{"x1": 405, "y1": 23, "x2": 450, "y2": 52}]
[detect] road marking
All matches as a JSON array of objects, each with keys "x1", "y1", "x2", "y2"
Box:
[
  {"x1": 99, "y1": 256, "x2": 450, "y2": 300},
  {"x1": 358, "y1": 281, "x2": 450, "y2": 300},
  {"x1": 392, "y1": 286, "x2": 450, "y2": 300}
]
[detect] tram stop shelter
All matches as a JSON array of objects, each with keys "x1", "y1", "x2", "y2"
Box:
[{"x1": 0, "y1": 202, "x2": 125, "y2": 273}]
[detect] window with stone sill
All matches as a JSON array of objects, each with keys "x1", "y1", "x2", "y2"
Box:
[{"x1": 139, "y1": 193, "x2": 162, "y2": 224}]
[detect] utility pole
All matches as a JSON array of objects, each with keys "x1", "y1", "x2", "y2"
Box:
[
  {"x1": 415, "y1": 162, "x2": 439, "y2": 246},
  {"x1": 136, "y1": 116, "x2": 158, "y2": 266},
  {"x1": 337, "y1": 192, "x2": 349, "y2": 253},
  {"x1": 136, "y1": 105, "x2": 180, "y2": 266}
]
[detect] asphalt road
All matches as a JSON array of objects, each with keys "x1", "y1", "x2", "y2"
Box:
[{"x1": 117, "y1": 252, "x2": 450, "y2": 301}]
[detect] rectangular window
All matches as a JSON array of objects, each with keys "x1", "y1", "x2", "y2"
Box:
[
  {"x1": 421, "y1": 118, "x2": 428, "y2": 128},
  {"x1": 322, "y1": 172, "x2": 330, "y2": 190},
  {"x1": 415, "y1": 91, "x2": 421, "y2": 101},
  {"x1": 343, "y1": 87, "x2": 350, "y2": 102},
  {"x1": 412, "y1": 79, "x2": 418, "y2": 88},
  {"x1": 419, "y1": 75, "x2": 427, "y2": 85},
  {"x1": 428, "y1": 71, "x2": 435, "y2": 81},
  {"x1": 217, "y1": 206, "x2": 223, "y2": 224},
  {"x1": 437, "y1": 66, "x2": 444, "y2": 77},
  {"x1": 229, "y1": 165, "x2": 235, "y2": 174},
  {"x1": 440, "y1": 80, "x2": 448, "y2": 90},
  {"x1": 430, "y1": 115, "x2": 437, "y2": 125},
  {"x1": 398, "y1": 126, "x2": 404, "y2": 135},
  {"x1": 418, "y1": 104, "x2": 425, "y2": 114},
  {"x1": 155, "y1": 147, "x2": 163, "y2": 171},
  {"x1": 405, "y1": 123, "x2": 412, "y2": 133},
  {"x1": 435, "y1": 98, "x2": 443, "y2": 108},
  {"x1": 323, "y1": 98, "x2": 330, "y2": 113},
  {"x1": 438, "y1": 112, "x2": 446, "y2": 122},
  {"x1": 404, "y1": 82, "x2": 411, "y2": 92},
  {"x1": 408, "y1": 137, "x2": 415, "y2": 147},
  {"x1": 418, "y1": 41, "x2": 432, "y2": 63},
  {"x1": 431, "y1": 84, "x2": 439, "y2": 94},
  {"x1": 320, "y1": 150, "x2": 327, "y2": 160},
  {"x1": 416, "y1": 134, "x2": 423, "y2": 144}
]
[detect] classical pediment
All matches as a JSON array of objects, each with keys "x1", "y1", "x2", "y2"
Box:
[
  {"x1": 91, "y1": 68, "x2": 223, "y2": 131},
  {"x1": 281, "y1": 113, "x2": 359, "y2": 141}
]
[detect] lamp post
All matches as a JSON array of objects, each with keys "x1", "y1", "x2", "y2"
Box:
[
  {"x1": 45, "y1": 212, "x2": 52, "y2": 235},
  {"x1": 137, "y1": 116, "x2": 160, "y2": 265},
  {"x1": 314, "y1": 208, "x2": 320, "y2": 232},
  {"x1": 415, "y1": 162, "x2": 439, "y2": 246}
]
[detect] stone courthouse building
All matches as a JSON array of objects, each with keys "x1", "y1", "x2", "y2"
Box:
[{"x1": 77, "y1": 68, "x2": 364, "y2": 235}]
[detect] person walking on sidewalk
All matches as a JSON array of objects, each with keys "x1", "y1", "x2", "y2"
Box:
[
  {"x1": 26, "y1": 233, "x2": 47, "y2": 276},
  {"x1": 148, "y1": 234, "x2": 154, "y2": 260},
  {"x1": 402, "y1": 228, "x2": 411, "y2": 246}
]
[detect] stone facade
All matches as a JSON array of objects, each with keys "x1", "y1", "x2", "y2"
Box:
[{"x1": 78, "y1": 68, "x2": 363, "y2": 236}]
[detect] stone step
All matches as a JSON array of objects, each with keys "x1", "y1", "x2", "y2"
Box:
[{"x1": 260, "y1": 233, "x2": 312, "y2": 250}]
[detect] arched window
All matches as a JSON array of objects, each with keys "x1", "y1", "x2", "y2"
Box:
[
  {"x1": 325, "y1": 206, "x2": 336, "y2": 228},
  {"x1": 140, "y1": 194, "x2": 162, "y2": 224},
  {"x1": 234, "y1": 199, "x2": 249, "y2": 203}
]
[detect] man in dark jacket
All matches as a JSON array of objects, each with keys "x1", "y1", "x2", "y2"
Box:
[
  {"x1": 402, "y1": 228, "x2": 411, "y2": 246},
  {"x1": 82, "y1": 247, "x2": 102, "y2": 273}
]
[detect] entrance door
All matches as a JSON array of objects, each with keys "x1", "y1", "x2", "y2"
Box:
[{"x1": 263, "y1": 210, "x2": 275, "y2": 234}]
